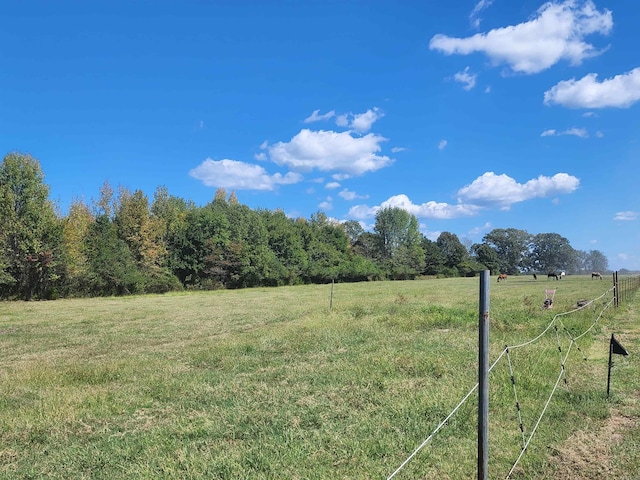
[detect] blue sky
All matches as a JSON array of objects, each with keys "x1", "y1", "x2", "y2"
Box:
[{"x1": 2, "y1": 0, "x2": 639, "y2": 270}]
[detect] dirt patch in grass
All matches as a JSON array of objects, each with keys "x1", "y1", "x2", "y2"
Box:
[{"x1": 549, "y1": 409, "x2": 636, "y2": 479}]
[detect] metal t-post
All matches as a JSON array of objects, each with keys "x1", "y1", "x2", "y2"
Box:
[{"x1": 478, "y1": 270, "x2": 490, "y2": 479}]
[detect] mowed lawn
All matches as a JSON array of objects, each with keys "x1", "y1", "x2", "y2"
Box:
[{"x1": 1, "y1": 275, "x2": 638, "y2": 479}]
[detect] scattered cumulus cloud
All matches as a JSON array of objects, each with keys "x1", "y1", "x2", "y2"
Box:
[
  {"x1": 189, "y1": 159, "x2": 302, "y2": 191},
  {"x1": 391, "y1": 146, "x2": 407, "y2": 153},
  {"x1": 325, "y1": 181, "x2": 341, "y2": 189},
  {"x1": 544, "y1": 67, "x2": 640, "y2": 108},
  {"x1": 268, "y1": 129, "x2": 392, "y2": 176},
  {"x1": 457, "y1": 172, "x2": 580, "y2": 209},
  {"x1": 332, "y1": 173, "x2": 351, "y2": 181},
  {"x1": 254, "y1": 152, "x2": 267, "y2": 161},
  {"x1": 469, "y1": 222, "x2": 492, "y2": 236},
  {"x1": 304, "y1": 109, "x2": 336, "y2": 123},
  {"x1": 614, "y1": 211, "x2": 638, "y2": 221},
  {"x1": 469, "y1": 0, "x2": 494, "y2": 29},
  {"x1": 348, "y1": 194, "x2": 482, "y2": 220},
  {"x1": 338, "y1": 189, "x2": 368, "y2": 201},
  {"x1": 541, "y1": 127, "x2": 588, "y2": 138},
  {"x1": 453, "y1": 66, "x2": 477, "y2": 90},
  {"x1": 430, "y1": 1, "x2": 613, "y2": 74},
  {"x1": 334, "y1": 107, "x2": 384, "y2": 133},
  {"x1": 318, "y1": 197, "x2": 333, "y2": 210},
  {"x1": 438, "y1": 139, "x2": 448, "y2": 150}
]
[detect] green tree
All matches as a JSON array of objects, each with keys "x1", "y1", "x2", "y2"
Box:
[
  {"x1": 260, "y1": 210, "x2": 308, "y2": 285},
  {"x1": 584, "y1": 249, "x2": 609, "y2": 274},
  {"x1": 483, "y1": 228, "x2": 531, "y2": 275},
  {"x1": 61, "y1": 198, "x2": 94, "y2": 294},
  {"x1": 527, "y1": 233, "x2": 576, "y2": 273},
  {"x1": 421, "y1": 237, "x2": 446, "y2": 275},
  {"x1": 84, "y1": 214, "x2": 143, "y2": 296},
  {"x1": 471, "y1": 243, "x2": 500, "y2": 275},
  {"x1": 0, "y1": 152, "x2": 62, "y2": 299},
  {"x1": 374, "y1": 207, "x2": 425, "y2": 279},
  {"x1": 169, "y1": 206, "x2": 230, "y2": 288},
  {"x1": 436, "y1": 232, "x2": 469, "y2": 275}
]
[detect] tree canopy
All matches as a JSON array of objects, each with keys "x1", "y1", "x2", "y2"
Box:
[{"x1": 0, "y1": 153, "x2": 612, "y2": 299}]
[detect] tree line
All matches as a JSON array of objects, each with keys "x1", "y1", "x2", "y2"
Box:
[{"x1": 0, "y1": 153, "x2": 609, "y2": 300}]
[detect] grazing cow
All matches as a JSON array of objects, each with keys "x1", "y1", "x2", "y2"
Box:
[
  {"x1": 592, "y1": 272, "x2": 602, "y2": 280},
  {"x1": 497, "y1": 273, "x2": 508, "y2": 282},
  {"x1": 547, "y1": 272, "x2": 559, "y2": 280},
  {"x1": 560, "y1": 271, "x2": 566, "y2": 279}
]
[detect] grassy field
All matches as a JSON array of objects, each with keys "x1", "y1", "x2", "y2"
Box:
[{"x1": 0, "y1": 275, "x2": 638, "y2": 479}]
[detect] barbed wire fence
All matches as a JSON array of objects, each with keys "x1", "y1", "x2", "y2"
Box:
[{"x1": 387, "y1": 272, "x2": 639, "y2": 479}]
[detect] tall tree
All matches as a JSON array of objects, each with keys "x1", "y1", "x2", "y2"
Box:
[
  {"x1": 260, "y1": 209, "x2": 308, "y2": 285},
  {"x1": 483, "y1": 228, "x2": 531, "y2": 275},
  {"x1": 421, "y1": 237, "x2": 446, "y2": 275},
  {"x1": 85, "y1": 214, "x2": 142, "y2": 295},
  {"x1": 527, "y1": 233, "x2": 576, "y2": 273},
  {"x1": 374, "y1": 207, "x2": 424, "y2": 279},
  {"x1": 0, "y1": 153, "x2": 62, "y2": 299},
  {"x1": 436, "y1": 232, "x2": 469, "y2": 275},
  {"x1": 585, "y1": 249, "x2": 609, "y2": 273},
  {"x1": 61, "y1": 198, "x2": 94, "y2": 294},
  {"x1": 115, "y1": 189, "x2": 164, "y2": 270},
  {"x1": 471, "y1": 243, "x2": 500, "y2": 275}
]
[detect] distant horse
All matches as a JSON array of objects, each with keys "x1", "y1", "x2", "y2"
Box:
[
  {"x1": 592, "y1": 272, "x2": 602, "y2": 280},
  {"x1": 547, "y1": 272, "x2": 559, "y2": 280},
  {"x1": 497, "y1": 274, "x2": 508, "y2": 282}
]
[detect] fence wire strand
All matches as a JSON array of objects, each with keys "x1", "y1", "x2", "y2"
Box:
[{"x1": 387, "y1": 284, "x2": 618, "y2": 479}]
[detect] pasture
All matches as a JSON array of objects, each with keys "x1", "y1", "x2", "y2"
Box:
[{"x1": 0, "y1": 275, "x2": 638, "y2": 478}]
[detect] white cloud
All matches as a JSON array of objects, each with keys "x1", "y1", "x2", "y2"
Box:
[
  {"x1": 544, "y1": 67, "x2": 640, "y2": 108},
  {"x1": 457, "y1": 172, "x2": 580, "y2": 208},
  {"x1": 335, "y1": 114, "x2": 349, "y2": 127},
  {"x1": 332, "y1": 173, "x2": 351, "y2": 181},
  {"x1": 595, "y1": 130, "x2": 604, "y2": 138},
  {"x1": 352, "y1": 108, "x2": 384, "y2": 133},
  {"x1": 334, "y1": 108, "x2": 384, "y2": 133},
  {"x1": 540, "y1": 127, "x2": 588, "y2": 137},
  {"x1": 338, "y1": 189, "x2": 368, "y2": 201},
  {"x1": 254, "y1": 152, "x2": 267, "y2": 161},
  {"x1": 325, "y1": 181, "x2": 341, "y2": 189},
  {"x1": 189, "y1": 159, "x2": 302, "y2": 191},
  {"x1": 348, "y1": 194, "x2": 481, "y2": 220},
  {"x1": 582, "y1": 111, "x2": 596, "y2": 117},
  {"x1": 485, "y1": 85, "x2": 491, "y2": 94},
  {"x1": 563, "y1": 127, "x2": 588, "y2": 138},
  {"x1": 453, "y1": 66, "x2": 477, "y2": 90},
  {"x1": 319, "y1": 197, "x2": 333, "y2": 211},
  {"x1": 469, "y1": 0, "x2": 494, "y2": 29},
  {"x1": 469, "y1": 222, "x2": 492, "y2": 236},
  {"x1": 614, "y1": 211, "x2": 638, "y2": 221},
  {"x1": 430, "y1": 1, "x2": 612, "y2": 74},
  {"x1": 268, "y1": 129, "x2": 393, "y2": 175},
  {"x1": 391, "y1": 146, "x2": 407, "y2": 153},
  {"x1": 304, "y1": 109, "x2": 336, "y2": 123},
  {"x1": 438, "y1": 139, "x2": 448, "y2": 150}
]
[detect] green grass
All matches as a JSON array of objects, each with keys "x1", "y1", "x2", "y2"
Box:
[{"x1": 0, "y1": 275, "x2": 636, "y2": 478}]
